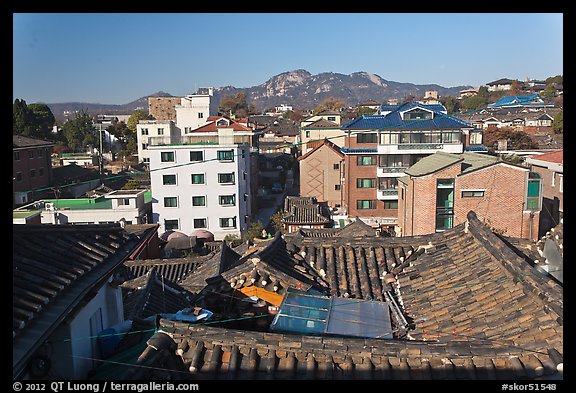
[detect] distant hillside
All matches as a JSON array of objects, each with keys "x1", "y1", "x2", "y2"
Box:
[{"x1": 45, "y1": 71, "x2": 472, "y2": 121}]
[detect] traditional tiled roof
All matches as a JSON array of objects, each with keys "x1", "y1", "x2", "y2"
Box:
[
  {"x1": 342, "y1": 102, "x2": 470, "y2": 130},
  {"x1": 13, "y1": 223, "x2": 153, "y2": 379},
  {"x1": 121, "y1": 268, "x2": 195, "y2": 320},
  {"x1": 116, "y1": 209, "x2": 563, "y2": 380},
  {"x1": 486, "y1": 78, "x2": 515, "y2": 86},
  {"x1": 124, "y1": 254, "x2": 215, "y2": 283},
  {"x1": 282, "y1": 204, "x2": 331, "y2": 225},
  {"x1": 13, "y1": 135, "x2": 55, "y2": 148},
  {"x1": 302, "y1": 118, "x2": 340, "y2": 129}
]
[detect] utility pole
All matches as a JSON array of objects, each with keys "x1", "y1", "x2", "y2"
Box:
[{"x1": 99, "y1": 121, "x2": 104, "y2": 181}]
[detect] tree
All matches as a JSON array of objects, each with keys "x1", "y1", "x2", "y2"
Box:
[
  {"x1": 243, "y1": 221, "x2": 264, "y2": 242},
  {"x1": 218, "y1": 92, "x2": 250, "y2": 118},
  {"x1": 460, "y1": 95, "x2": 487, "y2": 113},
  {"x1": 127, "y1": 109, "x2": 154, "y2": 133},
  {"x1": 28, "y1": 103, "x2": 56, "y2": 140},
  {"x1": 270, "y1": 210, "x2": 286, "y2": 235},
  {"x1": 552, "y1": 111, "x2": 563, "y2": 134},
  {"x1": 313, "y1": 97, "x2": 345, "y2": 114},
  {"x1": 107, "y1": 121, "x2": 137, "y2": 154},
  {"x1": 441, "y1": 96, "x2": 460, "y2": 114},
  {"x1": 510, "y1": 80, "x2": 522, "y2": 95},
  {"x1": 542, "y1": 84, "x2": 556, "y2": 100},
  {"x1": 483, "y1": 127, "x2": 538, "y2": 151},
  {"x1": 356, "y1": 106, "x2": 378, "y2": 116},
  {"x1": 13, "y1": 99, "x2": 35, "y2": 136},
  {"x1": 62, "y1": 110, "x2": 97, "y2": 152},
  {"x1": 477, "y1": 86, "x2": 490, "y2": 98}
]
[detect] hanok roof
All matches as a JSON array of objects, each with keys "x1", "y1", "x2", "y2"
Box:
[
  {"x1": 124, "y1": 254, "x2": 215, "y2": 283},
  {"x1": 121, "y1": 268, "x2": 195, "y2": 320},
  {"x1": 282, "y1": 196, "x2": 331, "y2": 225},
  {"x1": 13, "y1": 223, "x2": 154, "y2": 379},
  {"x1": 13, "y1": 135, "x2": 55, "y2": 149},
  {"x1": 116, "y1": 209, "x2": 562, "y2": 380},
  {"x1": 302, "y1": 118, "x2": 340, "y2": 129},
  {"x1": 404, "y1": 151, "x2": 502, "y2": 177},
  {"x1": 342, "y1": 102, "x2": 470, "y2": 130},
  {"x1": 297, "y1": 138, "x2": 343, "y2": 162}
]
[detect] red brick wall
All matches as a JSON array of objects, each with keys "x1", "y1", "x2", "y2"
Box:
[
  {"x1": 13, "y1": 146, "x2": 53, "y2": 205},
  {"x1": 530, "y1": 165, "x2": 563, "y2": 213}
]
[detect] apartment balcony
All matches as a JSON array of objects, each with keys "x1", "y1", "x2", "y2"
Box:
[
  {"x1": 377, "y1": 189, "x2": 398, "y2": 200},
  {"x1": 377, "y1": 143, "x2": 463, "y2": 155},
  {"x1": 148, "y1": 135, "x2": 252, "y2": 147},
  {"x1": 377, "y1": 166, "x2": 408, "y2": 178}
]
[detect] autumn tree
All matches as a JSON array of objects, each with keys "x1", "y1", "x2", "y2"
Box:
[
  {"x1": 313, "y1": 97, "x2": 345, "y2": 114},
  {"x1": 219, "y1": 92, "x2": 254, "y2": 118},
  {"x1": 509, "y1": 80, "x2": 523, "y2": 95},
  {"x1": 483, "y1": 127, "x2": 538, "y2": 151}
]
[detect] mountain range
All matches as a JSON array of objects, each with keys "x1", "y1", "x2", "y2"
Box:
[{"x1": 46, "y1": 69, "x2": 473, "y2": 120}]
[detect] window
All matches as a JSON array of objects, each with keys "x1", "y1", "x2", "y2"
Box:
[
  {"x1": 118, "y1": 198, "x2": 130, "y2": 206},
  {"x1": 220, "y1": 217, "x2": 237, "y2": 228},
  {"x1": 38, "y1": 168, "x2": 44, "y2": 176},
  {"x1": 29, "y1": 150, "x2": 35, "y2": 159},
  {"x1": 198, "y1": 112, "x2": 204, "y2": 119},
  {"x1": 244, "y1": 193, "x2": 248, "y2": 202},
  {"x1": 380, "y1": 132, "x2": 400, "y2": 145},
  {"x1": 379, "y1": 154, "x2": 411, "y2": 168},
  {"x1": 14, "y1": 152, "x2": 20, "y2": 161},
  {"x1": 191, "y1": 173, "x2": 205, "y2": 184},
  {"x1": 161, "y1": 151, "x2": 175, "y2": 162},
  {"x1": 243, "y1": 171, "x2": 247, "y2": 181},
  {"x1": 559, "y1": 175, "x2": 563, "y2": 193},
  {"x1": 15, "y1": 172, "x2": 22, "y2": 181},
  {"x1": 357, "y1": 200, "x2": 376, "y2": 209},
  {"x1": 217, "y1": 150, "x2": 234, "y2": 161},
  {"x1": 218, "y1": 173, "x2": 235, "y2": 184},
  {"x1": 190, "y1": 151, "x2": 203, "y2": 162},
  {"x1": 216, "y1": 119, "x2": 228, "y2": 126},
  {"x1": 357, "y1": 155, "x2": 377, "y2": 166},
  {"x1": 357, "y1": 133, "x2": 377, "y2": 143},
  {"x1": 30, "y1": 169, "x2": 36, "y2": 178},
  {"x1": 142, "y1": 143, "x2": 148, "y2": 150},
  {"x1": 436, "y1": 179, "x2": 455, "y2": 231},
  {"x1": 193, "y1": 218, "x2": 207, "y2": 228},
  {"x1": 378, "y1": 178, "x2": 398, "y2": 190},
  {"x1": 403, "y1": 108, "x2": 432, "y2": 121},
  {"x1": 163, "y1": 174, "x2": 177, "y2": 185},
  {"x1": 164, "y1": 197, "x2": 178, "y2": 207},
  {"x1": 442, "y1": 132, "x2": 461, "y2": 144},
  {"x1": 526, "y1": 176, "x2": 541, "y2": 210},
  {"x1": 384, "y1": 201, "x2": 398, "y2": 209},
  {"x1": 327, "y1": 116, "x2": 336, "y2": 121},
  {"x1": 219, "y1": 195, "x2": 236, "y2": 206},
  {"x1": 470, "y1": 130, "x2": 483, "y2": 145},
  {"x1": 143, "y1": 158, "x2": 150, "y2": 163},
  {"x1": 305, "y1": 130, "x2": 311, "y2": 138},
  {"x1": 333, "y1": 163, "x2": 340, "y2": 170},
  {"x1": 164, "y1": 219, "x2": 179, "y2": 231},
  {"x1": 157, "y1": 128, "x2": 164, "y2": 135},
  {"x1": 335, "y1": 184, "x2": 341, "y2": 190},
  {"x1": 141, "y1": 128, "x2": 149, "y2": 135},
  {"x1": 462, "y1": 190, "x2": 485, "y2": 198},
  {"x1": 357, "y1": 178, "x2": 376, "y2": 188},
  {"x1": 184, "y1": 127, "x2": 192, "y2": 134},
  {"x1": 37, "y1": 149, "x2": 43, "y2": 157},
  {"x1": 401, "y1": 187, "x2": 404, "y2": 200},
  {"x1": 192, "y1": 196, "x2": 206, "y2": 206}
]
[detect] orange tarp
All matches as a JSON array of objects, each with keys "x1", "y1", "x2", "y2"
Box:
[{"x1": 237, "y1": 286, "x2": 285, "y2": 306}]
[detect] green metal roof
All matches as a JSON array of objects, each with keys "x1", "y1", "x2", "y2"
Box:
[
  {"x1": 43, "y1": 197, "x2": 113, "y2": 210},
  {"x1": 13, "y1": 210, "x2": 40, "y2": 219},
  {"x1": 404, "y1": 151, "x2": 499, "y2": 177}
]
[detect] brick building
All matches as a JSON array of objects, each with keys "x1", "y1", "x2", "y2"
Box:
[
  {"x1": 13, "y1": 135, "x2": 55, "y2": 207},
  {"x1": 398, "y1": 151, "x2": 542, "y2": 240},
  {"x1": 525, "y1": 150, "x2": 563, "y2": 237},
  {"x1": 297, "y1": 139, "x2": 344, "y2": 209},
  {"x1": 340, "y1": 102, "x2": 485, "y2": 235},
  {"x1": 148, "y1": 97, "x2": 182, "y2": 121}
]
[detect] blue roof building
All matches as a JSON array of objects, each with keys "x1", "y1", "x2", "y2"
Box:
[{"x1": 488, "y1": 93, "x2": 554, "y2": 109}]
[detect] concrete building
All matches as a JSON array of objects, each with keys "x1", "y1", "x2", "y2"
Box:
[
  {"x1": 340, "y1": 102, "x2": 486, "y2": 235},
  {"x1": 13, "y1": 189, "x2": 151, "y2": 225},
  {"x1": 148, "y1": 96, "x2": 181, "y2": 121},
  {"x1": 525, "y1": 150, "x2": 563, "y2": 237},
  {"x1": 137, "y1": 120, "x2": 178, "y2": 164},
  {"x1": 398, "y1": 151, "x2": 542, "y2": 240},
  {"x1": 299, "y1": 110, "x2": 342, "y2": 153},
  {"x1": 13, "y1": 135, "x2": 55, "y2": 207},
  {"x1": 148, "y1": 127, "x2": 254, "y2": 240},
  {"x1": 298, "y1": 138, "x2": 344, "y2": 209}
]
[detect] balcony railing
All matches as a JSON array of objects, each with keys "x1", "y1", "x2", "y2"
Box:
[
  {"x1": 377, "y1": 189, "x2": 398, "y2": 196},
  {"x1": 378, "y1": 166, "x2": 408, "y2": 173},
  {"x1": 149, "y1": 135, "x2": 252, "y2": 146},
  {"x1": 397, "y1": 143, "x2": 443, "y2": 150}
]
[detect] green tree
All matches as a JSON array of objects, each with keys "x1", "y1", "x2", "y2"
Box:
[
  {"x1": 243, "y1": 221, "x2": 264, "y2": 241},
  {"x1": 477, "y1": 86, "x2": 490, "y2": 98},
  {"x1": 441, "y1": 96, "x2": 460, "y2": 114},
  {"x1": 28, "y1": 103, "x2": 56, "y2": 140},
  {"x1": 270, "y1": 210, "x2": 286, "y2": 235},
  {"x1": 357, "y1": 106, "x2": 378, "y2": 116},
  {"x1": 545, "y1": 75, "x2": 562, "y2": 85},
  {"x1": 107, "y1": 121, "x2": 137, "y2": 154},
  {"x1": 62, "y1": 110, "x2": 97, "y2": 152},
  {"x1": 552, "y1": 111, "x2": 563, "y2": 134},
  {"x1": 460, "y1": 95, "x2": 488, "y2": 113},
  {"x1": 13, "y1": 99, "x2": 35, "y2": 136},
  {"x1": 542, "y1": 84, "x2": 556, "y2": 100},
  {"x1": 127, "y1": 109, "x2": 154, "y2": 133}
]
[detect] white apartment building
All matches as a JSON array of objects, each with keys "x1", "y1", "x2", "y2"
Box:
[
  {"x1": 148, "y1": 128, "x2": 253, "y2": 240},
  {"x1": 137, "y1": 88, "x2": 216, "y2": 164}
]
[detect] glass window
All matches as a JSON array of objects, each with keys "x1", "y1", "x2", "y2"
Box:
[
  {"x1": 164, "y1": 197, "x2": 178, "y2": 207},
  {"x1": 37, "y1": 149, "x2": 44, "y2": 157},
  {"x1": 357, "y1": 178, "x2": 376, "y2": 188},
  {"x1": 462, "y1": 190, "x2": 485, "y2": 198},
  {"x1": 403, "y1": 109, "x2": 432, "y2": 120},
  {"x1": 357, "y1": 133, "x2": 377, "y2": 143},
  {"x1": 198, "y1": 112, "x2": 204, "y2": 119},
  {"x1": 217, "y1": 150, "x2": 234, "y2": 161},
  {"x1": 220, "y1": 217, "x2": 237, "y2": 228},
  {"x1": 29, "y1": 150, "x2": 34, "y2": 159},
  {"x1": 327, "y1": 116, "x2": 336, "y2": 121},
  {"x1": 30, "y1": 169, "x2": 35, "y2": 177},
  {"x1": 436, "y1": 179, "x2": 454, "y2": 231},
  {"x1": 38, "y1": 168, "x2": 44, "y2": 176},
  {"x1": 335, "y1": 184, "x2": 341, "y2": 190},
  {"x1": 164, "y1": 219, "x2": 179, "y2": 231},
  {"x1": 15, "y1": 172, "x2": 22, "y2": 181},
  {"x1": 142, "y1": 143, "x2": 148, "y2": 150},
  {"x1": 118, "y1": 198, "x2": 130, "y2": 206},
  {"x1": 384, "y1": 201, "x2": 398, "y2": 209},
  {"x1": 333, "y1": 163, "x2": 340, "y2": 170},
  {"x1": 157, "y1": 128, "x2": 164, "y2": 135},
  {"x1": 357, "y1": 155, "x2": 377, "y2": 166},
  {"x1": 380, "y1": 132, "x2": 400, "y2": 145},
  {"x1": 193, "y1": 218, "x2": 207, "y2": 228},
  {"x1": 526, "y1": 178, "x2": 541, "y2": 210},
  {"x1": 357, "y1": 200, "x2": 376, "y2": 209},
  {"x1": 141, "y1": 128, "x2": 149, "y2": 135},
  {"x1": 470, "y1": 130, "x2": 483, "y2": 145},
  {"x1": 163, "y1": 174, "x2": 177, "y2": 185},
  {"x1": 218, "y1": 173, "x2": 235, "y2": 184},
  {"x1": 378, "y1": 178, "x2": 398, "y2": 190},
  {"x1": 190, "y1": 151, "x2": 203, "y2": 162},
  {"x1": 191, "y1": 173, "x2": 205, "y2": 184},
  {"x1": 14, "y1": 152, "x2": 20, "y2": 161},
  {"x1": 184, "y1": 127, "x2": 192, "y2": 134},
  {"x1": 192, "y1": 196, "x2": 206, "y2": 206},
  {"x1": 442, "y1": 132, "x2": 461, "y2": 144},
  {"x1": 219, "y1": 195, "x2": 236, "y2": 206},
  {"x1": 161, "y1": 151, "x2": 175, "y2": 162}
]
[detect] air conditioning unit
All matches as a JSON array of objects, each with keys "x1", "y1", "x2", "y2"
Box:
[{"x1": 45, "y1": 202, "x2": 55, "y2": 210}]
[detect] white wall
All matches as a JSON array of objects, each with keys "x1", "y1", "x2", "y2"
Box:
[
  {"x1": 149, "y1": 144, "x2": 251, "y2": 239},
  {"x1": 137, "y1": 121, "x2": 176, "y2": 163}
]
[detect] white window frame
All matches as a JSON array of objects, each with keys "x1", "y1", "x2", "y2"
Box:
[
  {"x1": 461, "y1": 189, "x2": 486, "y2": 198},
  {"x1": 164, "y1": 196, "x2": 178, "y2": 208},
  {"x1": 192, "y1": 195, "x2": 206, "y2": 207},
  {"x1": 193, "y1": 218, "x2": 207, "y2": 229},
  {"x1": 162, "y1": 174, "x2": 177, "y2": 186}
]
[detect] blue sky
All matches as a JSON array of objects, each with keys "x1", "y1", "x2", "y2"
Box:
[{"x1": 13, "y1": 13, "x2": 563, "y2": 105}]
